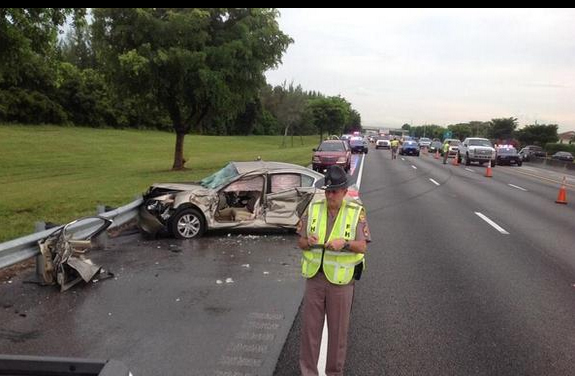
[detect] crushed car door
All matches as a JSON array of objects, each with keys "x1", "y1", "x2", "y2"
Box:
[{"x1": 264, "y1": 173, "x2": 316, "y2": 226}]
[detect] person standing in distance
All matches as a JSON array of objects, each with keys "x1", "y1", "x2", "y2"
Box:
[
  {"x1": 297, "y1": 165, "x2": 371, "y2": 376},
  {"x1": 442, "y1": 140, "x2": 450, "y2": 164}
]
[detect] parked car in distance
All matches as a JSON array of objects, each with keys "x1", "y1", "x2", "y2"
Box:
[
  {"x1": 551, "y1": 151, "x2": 574, "y2": 162},
  {"x1": 418, "y1": 137, "x2": 432, "y2": 148},
  {"x1": 518, "y1": 145, "x2": 546, "y2": 161},
  {"x1": 312, "y1": 139, "x2": 351, "y2": 172},
  {"x1": 458, "y1": 137, "x2": 496, "y2": 167},
  {"x1": 375, "y1": 136, "x2": 391, "y2": 149},
  {"x1": 349, "y1": 136, "x2": 369, "y2": 154},
  {"x1": 496, "y1": 145, "x2": 523, "y2": 166},
  {"x1": 399, "y1": 140, "x2": 420, "y2": 156},
  {"x1": 441, "y1": 139, "x2": 461, "y2": 158},
  {"x1": 139, "y1": 161, "x2": 325, "y2": 239},
  {"x1": 429, "y1": 141, "x2": 443, "y2": 154}
]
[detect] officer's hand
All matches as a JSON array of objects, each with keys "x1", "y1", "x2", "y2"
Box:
[
  {"x1": 307, "y1": 235, "x2": 319, "y2": 247},
  {"x1": 326, "y1": 238, "x2": 345, "y2": 251}
]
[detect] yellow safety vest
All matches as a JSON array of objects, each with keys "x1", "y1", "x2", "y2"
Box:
[{"x1": 301, "y1": 198, "x2": 365, "y2": 285}]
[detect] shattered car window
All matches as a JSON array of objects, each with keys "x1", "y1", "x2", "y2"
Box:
[
  {"x1": 271, "y1": 174, "x2": 301, "y2": 193},
  {"x1": 200, "y1": 163, "x2": 239, "y2": 189},
  {"x1": 224, "y1": 175, "x2": 264, "y2": 192},
  {"x1": 301, "y1": 174, "x2": 315, "y2": 187}
]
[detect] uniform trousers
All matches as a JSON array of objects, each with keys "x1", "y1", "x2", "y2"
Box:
[{"x1": 299, "y1": 272, "x2": 355, "y2": 376}]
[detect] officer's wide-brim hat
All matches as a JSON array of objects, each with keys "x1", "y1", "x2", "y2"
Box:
[{"x1": 315, "y1": 165, "x2": 353, "y2": 190}]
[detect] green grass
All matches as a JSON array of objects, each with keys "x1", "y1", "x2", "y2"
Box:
[{"x1": 0, "y1": 124, "x2": 321, "y2": 242}]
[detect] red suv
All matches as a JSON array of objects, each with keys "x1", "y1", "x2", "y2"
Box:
[{"x1": 312, "y1": 140, "x2": 351, "y2": 172}]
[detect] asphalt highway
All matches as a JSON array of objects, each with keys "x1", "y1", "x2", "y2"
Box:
[
  {"x1": 2, "y1": 147, "x2": 575, "y2": 376},
  {"x1": 275, "y1": 148, "x2": 575, "y2": 376}
]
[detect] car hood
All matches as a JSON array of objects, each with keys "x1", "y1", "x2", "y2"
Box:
[
  {"x1": 150, "y1": 182, "x2": 205, "y2": 192},
  {"x1": 469, "y1": 146, "x2": 493, "y2": 151},
  {"x1": 314, "y1": 151, "x2": 347, "y2": 157}
]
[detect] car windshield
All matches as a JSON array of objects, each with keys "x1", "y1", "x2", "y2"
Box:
[
  {"x1": 469, "y1": 139, "x2": 492, "y2": 147},
  {"x1": 317, "y1": 142, "x2": 344, "y2": 151},
  {"x1": 200, "y1": 163, "x2": 239, "y2": 189},
  {"x1": 404, "y1": 141, "x2": 417, "y2": 146},
  {"x1": 350, "y1": 139, "x2": 364, "y2": 145}
]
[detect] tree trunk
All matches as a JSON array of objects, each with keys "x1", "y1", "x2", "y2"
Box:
[{"x1": 172, "y1": 131, "x2": 186, "y2": 170}]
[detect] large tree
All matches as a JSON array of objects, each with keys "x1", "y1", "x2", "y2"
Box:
[
  {"x1": 0, "y1": 8, "x2": 85, "y2": 123},
  {"x1": 92, "y1": 8, "x2": 292, "y2": 170},
  {"x1": 308, "y1": 97, "x2": 349, "y2": 142},
  {"x1": 488, "y1": 117, "x2": 518, "y2": 141},
  {"x1": 515, "y1": 124, "x2": 558, "y2": 146}
]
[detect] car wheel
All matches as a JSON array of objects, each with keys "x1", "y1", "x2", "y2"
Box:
[
  {"x1": 457, "y1": 153, "x2": 462, "y2": 164},
  {"x1": 169, "y1": 208, "x2": 205, "y2": 239},
  {"x1": 517, "y1": 161, "x2": 523, "y2": 166},
  {"x1": 490, "y1": 159, "x2": 496, "y2": 167},
  {"x1": 465, "y1": 154, "x2": 471, "y2": 166}
]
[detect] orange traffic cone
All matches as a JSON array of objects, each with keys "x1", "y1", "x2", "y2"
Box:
[
  {"x1": 556, "y1": 176, "x2": 568, "y2": 204},
  {"x1": 485, "y1": 164, "x2": 493, "y2": 177},
  {"x1": 435, "y1": 150, "x2": 439, "y2": 159},
  {"x1": 452, "y1": 155, "x2": 459, "y2": 166}
]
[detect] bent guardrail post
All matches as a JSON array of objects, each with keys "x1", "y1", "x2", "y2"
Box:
[{"x1": 0, "y1": 197, "x2": 143, "y2": 272}]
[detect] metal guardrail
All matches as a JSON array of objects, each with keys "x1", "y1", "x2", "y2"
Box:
[{"x1": 0, "y1": 197, "x2": 143, "y2": 271}]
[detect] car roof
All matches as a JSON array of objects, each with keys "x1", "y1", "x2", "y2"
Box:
[{"x1": 232, "y1": 161, "x2": 322, "y2": 177}]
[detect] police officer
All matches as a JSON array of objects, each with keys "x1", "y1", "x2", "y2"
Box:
[
  {"x1": 297, "y1": 165, "x2": 371, "y2": 376},
  {"x1": 442, "y1": 140, "x2": 450, "y2": 164},
  {"x1": 390, "y1": 137, "x2": 399, "y2": 159}
]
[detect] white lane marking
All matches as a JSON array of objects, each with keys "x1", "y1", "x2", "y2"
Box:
[
  {"x1": 475, "y1": 212, "x2": 510, "y2": 234},
  {"x1": 508, "y1": 183, "x2": 527, "y2": 192},
  {"x1": 465, "y1": 168, "x2": 474, "y2": 173},
  {"x1": 356, "y1": 153, "x2": 365, "y2": 189},
  {"x1": 521, "y1": 167, "x2": 537, "y2": 172},
  {"x1": 318, "y1": 316, "x2": 329, "y2": 375},
  {"x1": 411, "y1": 165, "x2": 417, "y2": 170},
  {"x1": 429, "y1": 178, "x2": 440, "y2": 186}
]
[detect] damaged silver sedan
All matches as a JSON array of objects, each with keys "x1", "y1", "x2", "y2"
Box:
[{"x1": 138, "y1": 161, "x2": 325, "y2": 239}]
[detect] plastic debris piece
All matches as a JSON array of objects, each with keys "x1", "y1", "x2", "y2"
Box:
[
  {"x1": 242, "y1": 264, "x2": 250, "y2": 268},
  {"x1": 216, "y1": 280, "x2": 223, "y2": 284},
  {"x1": 225, "y1": 278, "x2": 234, "y2": 283},
  {"x1": 263, "y1": 271, "x2": 270, "y2": 275},
  {"x1": 176, "y1": 298, "x2": 181, "y2": 302}
]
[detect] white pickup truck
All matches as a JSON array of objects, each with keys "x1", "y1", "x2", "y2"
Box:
[{"x1": 457, "y1": 137, "x2": 496, "y2": 167}]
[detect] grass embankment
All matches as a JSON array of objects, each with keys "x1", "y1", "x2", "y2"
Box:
[{"x1": 0, "y1": 124, "x2": 320, "y2": 242}]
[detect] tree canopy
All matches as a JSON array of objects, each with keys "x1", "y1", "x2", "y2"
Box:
[{"x1": 91, "y1": 8, "x2": 293, "y2": 169}]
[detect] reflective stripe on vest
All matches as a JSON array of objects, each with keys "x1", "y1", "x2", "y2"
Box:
[{"x1": 301, "y1": 198, "x2": 365, "y2": 285}]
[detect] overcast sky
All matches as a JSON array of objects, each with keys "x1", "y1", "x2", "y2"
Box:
[{"x1": 264, "y1": 8, "x2": 575, "y2": 133}]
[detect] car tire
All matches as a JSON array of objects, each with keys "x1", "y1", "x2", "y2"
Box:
[
  {"x1": 465, "y1": 154, "x2": 471, "y2": 166},
  {"x1": 457, "y1": 153, "x2": 462, "y2": 164},
  {"x1": 490, "y1": 159, "x2": 496, "y2": 167},
  {"x1": 169, "y1": 207, "x2": 205, "y2": 239},
  {"x1": 517, "y1": 161, "x2": 523, "y2": 166}
]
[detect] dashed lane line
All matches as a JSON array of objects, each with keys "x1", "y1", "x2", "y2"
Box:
[
  {"x1": 508, "y1": 183, "x2": 527, "y2": 191},
  {"x1": 475, "y1": 212, "x2": 509, "y2": 235}
]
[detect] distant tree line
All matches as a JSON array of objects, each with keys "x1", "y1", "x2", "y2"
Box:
[
  {"x1": 0, "y1": 8, "x2": 362, "y2": 169},
  {"x1": 404, "y1": 117, "x2": 559, "y2": 148}
]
